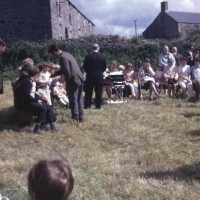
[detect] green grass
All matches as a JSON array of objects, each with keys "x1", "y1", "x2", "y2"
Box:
[{"x1": 1, "y1": 81, "x2": 200, "y2": 200}]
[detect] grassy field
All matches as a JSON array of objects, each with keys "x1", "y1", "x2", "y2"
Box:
[{"x1": 1, "y1": 80, "x2": 200, "y2": 200}]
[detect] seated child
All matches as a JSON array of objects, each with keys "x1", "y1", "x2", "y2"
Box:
[
  {"x1": 123, "y1": 63, "x2": 138, "y2": 98},
  {"x1": 154, "y1": 64, "x2": 165, "y2": 94},
  {"x1": 52, "y1": 81, "x2": 69, "y2": 107},
  {"x1": 37, "y1": 62, "x2": 52, "y2": 105},
  {"x1": 28, "y1": 158, "x2": 74, "y2": 200}
]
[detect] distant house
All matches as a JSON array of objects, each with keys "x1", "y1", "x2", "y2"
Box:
[
  {"x1": 0, "y1": 0, "x2": 95, "y2": 42},
  {"x1": 143, "y1": 1, "x2": 200, "y2": 39}
]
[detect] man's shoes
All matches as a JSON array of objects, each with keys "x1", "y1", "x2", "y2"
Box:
[
  {"x1": 189, "y1": 96, "x2": 198, "y2": 101},
  {"x1": 50, "y1": 122, "x2": 58, "y2": 132},
  {"x1": 149, "y1": 97, "x2": 154, "y2": 100},
  {"x1": 33, "y1": 124, "x2": 41, "y2": 134},
  {"x1": 84, "y1": 104, "x2": 91, "y2": 109},
  {"x1": 41, "y1": 123, "x2": 50, "y2": 131},
  {"x1": 71, "y1": 118, "x2": 84, "y2": 123},
  {"x1": 79, "y1": 118, "x2": 84, "y2": 123}
]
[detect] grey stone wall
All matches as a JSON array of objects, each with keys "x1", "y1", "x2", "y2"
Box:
[
  {"x1": 0, "y1": 0, "x2": 52, "y2": 42},
  {"x1": 179, "y1": 23, "x2": 200, "y2": 39},
  {"x1": 50, "y1": 0, "x2": 95, "y2": 40},
  {"x1": 143, "y1": 11, "x2": 200, "y2": 39},
  {"x1": 162, "y1": 13, "x2": 178, "y2": 39},
  {"x1": 143, "y1": 13, "x2": 178, "y2": 39},
  {"x1": 0, "y1": 0, "x2": 95, "y2": 42}
]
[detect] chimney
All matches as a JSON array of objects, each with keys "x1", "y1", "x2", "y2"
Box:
[{"x1": 161, "y1": 1, "x2": 168, "y2": 12}]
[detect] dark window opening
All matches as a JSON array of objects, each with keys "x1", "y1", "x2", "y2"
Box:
[{"x1": 65, "y1": 28, "x2": 69, "y2": 39}]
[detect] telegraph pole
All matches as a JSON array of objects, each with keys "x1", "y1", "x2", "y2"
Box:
[{"x1": 133, "y1": 19, "x2": 137, "y2": 38}]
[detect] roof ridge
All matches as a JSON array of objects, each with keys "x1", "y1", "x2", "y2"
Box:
[{"x1": 167, "y1": 10, "x2": 200, "y2": 14}]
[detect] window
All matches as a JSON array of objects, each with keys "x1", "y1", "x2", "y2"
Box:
[
  {"x1": 69, "y1": 13, "x2": 72, "y2": 24},
  {"x1": 59, "y1": 24, "x2": 63, "y2": 40},
  {"x1": 78, "y1": 13, "x2": 80, "y2": 29},
  {"x1": 56, "y1": 2, "x2": 62, "y2": 17},
  {"x1": 65, "y1": 28, "x2": 69, "y2": 39},
  {"x1": 84, "y1": 19, "x2": 87, "y2": 34}
]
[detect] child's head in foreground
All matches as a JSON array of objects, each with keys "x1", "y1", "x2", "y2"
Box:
[{"x1": 28, "y1": 158, "x2": 74, "y2": 200}]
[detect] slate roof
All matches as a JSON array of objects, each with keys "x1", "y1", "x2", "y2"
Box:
[{"x1": 167, "y1": 11, "x2": 200, "y2": 24}]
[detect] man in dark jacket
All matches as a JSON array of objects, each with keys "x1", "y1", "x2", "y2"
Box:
[
  {"x1": 83, "y1": 44, "x2": 107, "y2": 109},
  {"x1": 0, "y1": 39, "x2": 6, "y2": 94},
  {"x1": 15, "y1": 67, "x2": 57, "y2": 134},
  {"x1": 49, "y1": 45, "x2": 85, "y2": 122}
]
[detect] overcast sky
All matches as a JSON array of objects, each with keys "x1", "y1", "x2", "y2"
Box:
[{"x1": 71, "y1": 0, "x2": 200, "y2": 38}]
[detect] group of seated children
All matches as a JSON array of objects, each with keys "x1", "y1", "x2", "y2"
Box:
[
  {"x1": 104, "y1": 56, "x2": 199, "y2": 100},
  {"x1": 37, "y1": 61, "x2": 69, "y2": 107},
  {"x1": 12, "y1": 58, "x2": 69, "y2": 134},
  {"x1": 14, "y1": 58, "x2": 69, "y2": 108}
]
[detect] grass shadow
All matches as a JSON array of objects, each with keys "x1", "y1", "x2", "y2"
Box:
[
  {"x1": 182, "y1": 112, "x2": 200, "y2": 118},
  {"x1": 140, "y1": 162, "x2": 200, "y2": 182},
  {"x1": 0, "y1": 106, "x2": 24, "y2": 132},
  {"x1": 188, "y1": 129, "x2": 200, "y2": 137}
]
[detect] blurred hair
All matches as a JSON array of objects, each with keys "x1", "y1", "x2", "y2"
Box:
[
  {"x1": 92, "y1": 43, "x2": 100, "y2": 51},
  {"x1": 119, "y1": 65, "x2": 125, "y2": 71},
  {"x1": 28, "y1": 158, "x2": 74, "y2": 200},
  {"x1": 48, "y1": 45, "x2": 59, "y2": 53},
  {"x1": 42, "y1": 61, "x2": 52, "y2": 69},
  {"x1": 108, "y1": 60, "x2": 117, "y2": 71},
  {"x1": 23, "y1": 58, "x2": 34, "y2": 68},
  {"x1": 143, "y1": 57, "x2": 150, "y2": 63},
  {"x1": 126, "y1": 63, "x2": 133, "y2": 68}
]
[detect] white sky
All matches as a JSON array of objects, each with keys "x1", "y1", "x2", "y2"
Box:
[{"x1": 71, "y1": 0, "x2": 200, "y2": 38}]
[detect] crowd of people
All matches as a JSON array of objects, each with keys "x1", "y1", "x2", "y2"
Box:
[
  {"x1": 0, "y1": 38, "x2": 200, "y2": 133},
  {"x1": 1, "y1": 40, "x2": 200, "y2": 199},
  {"x1": 12, "y1": 44, "x2": 86, "y2": 134},
  {"x1": 103, "y1": 45, "x2": 200, "y2": 101}
]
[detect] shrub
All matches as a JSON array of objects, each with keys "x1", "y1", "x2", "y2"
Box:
[{"x1": 2, "y1": 33, "x2": 200, "y2": 77}]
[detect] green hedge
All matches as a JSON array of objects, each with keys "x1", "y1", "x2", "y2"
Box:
[{"x1": 2, "y1": 33, "x2": 200, "y2": 75}]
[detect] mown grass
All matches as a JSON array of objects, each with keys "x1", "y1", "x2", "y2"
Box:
[{"x1": 1, "y1": 81, "x2": 200, "y2": 200}]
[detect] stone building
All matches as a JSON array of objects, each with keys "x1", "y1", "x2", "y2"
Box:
[
  {"x1": 143, "y1": 1, "x2": 200, "y2": 39},
  {"x1": 0, "y1": 0, "x2": 95, "y2": 42}
]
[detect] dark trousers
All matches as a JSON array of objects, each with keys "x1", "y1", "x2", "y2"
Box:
[
  {"x1": 123, "y1": 85, "x2": 132, "y2": 98},
  {"x1": 192, "y1": 81, "x2": 200, "y2": 97},
  {"x1": 67, "y1": 83, "x2": 84, "y2": 121},
  {"x1": 84, "y1": 75, "x2": 103, "y2": 109},
  {"x1": 26, "y1": 102, "x2": 56, "y2": 123}
]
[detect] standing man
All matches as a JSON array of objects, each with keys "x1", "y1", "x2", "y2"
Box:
[
  {"x1": 0, "y1": 39, "x2": 6, "y2": 94},
  {"x1": 83, "y1": 43, "x2": 107, "y2": 109},
  {"x1": 184, "y1": 46, "x2": 194, "y2": 66},
  {"x1": 49, "y1": 45, "x2": 85, "y2": 122},
  {"x1": 172, "y1": 46, "x2": 181, "y2": 66}
]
